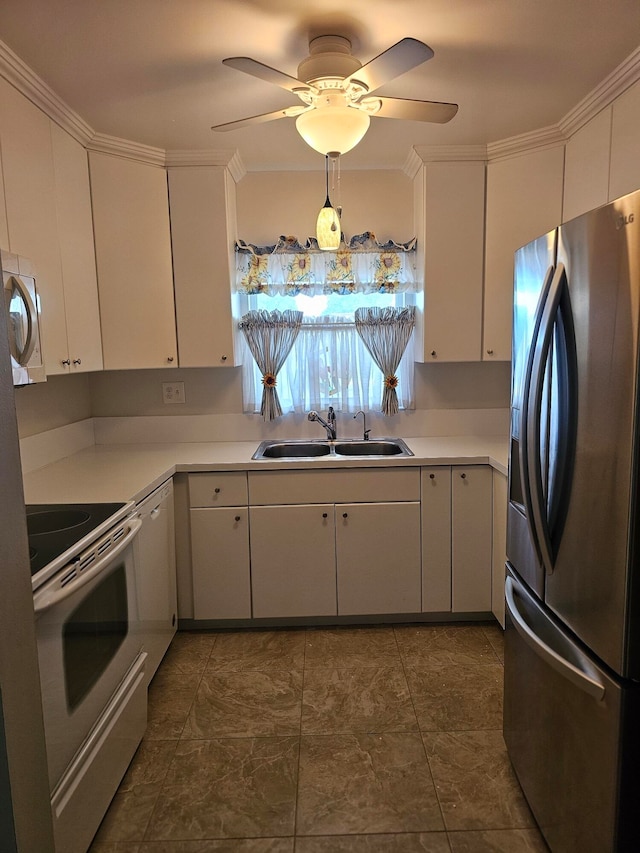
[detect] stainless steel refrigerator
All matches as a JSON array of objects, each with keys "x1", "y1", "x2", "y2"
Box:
[{"x1": 504, "y1": 188, "x2": 640, "y2": 853}]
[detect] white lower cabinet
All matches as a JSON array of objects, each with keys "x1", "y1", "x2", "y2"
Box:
[
  {"x1": 421, "y1": 467, "x2": 452, "y2": 612},
  {"x1": 336, "y1": 502, "x2": 421, "y2": 615},
  {"x1": 186, "y1": 465, "x2": 493, "y2": 623},
  {"x1": 188, "y1": 473, "x2": 251, "y2": 620},
  {"x1": 190, "y1": 507, "x2": 251, "y2": 619},
  {"x1": 249, "y1": 504, "x2": 337, "y2": 618},
  {"x1": 451, "y1": 465, "x2": 493, "y2": 612}
]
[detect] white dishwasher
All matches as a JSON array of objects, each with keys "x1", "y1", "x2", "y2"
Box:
[{"x1": 134, "y1": 479, "x2": 177, "y2": 685}]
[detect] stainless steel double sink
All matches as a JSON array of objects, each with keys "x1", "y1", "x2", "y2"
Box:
[{"x1": 252, "y1": 438, "x2": 413, "y2": 460}]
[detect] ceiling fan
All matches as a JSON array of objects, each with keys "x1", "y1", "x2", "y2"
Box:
[{"x1": 211, "y1": 35, "x2": 458, "y2": 155}]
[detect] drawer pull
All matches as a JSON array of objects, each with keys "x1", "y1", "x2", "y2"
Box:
[
  {"x1": 342, "y1": 512, "x2": 348, "y2": 519},
  {"x1": 322, "y1": 512, "x2": 328, "y2": 518},
  {"x1": 429, "y1": 473, "x2": 435, "y2": 480},
  {"x1": 214, "y1": 488, "x2": 221, "y2": 494},
  {"x1": 460, "y1": 473, "x2": 466, "y2": 479},
  {"x1": 235, "y1": 515, "x2": 241, "y2": 522}
]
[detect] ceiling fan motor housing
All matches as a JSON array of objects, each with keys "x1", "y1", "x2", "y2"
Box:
[{"x1": 297, "y1": 36, "x2": 363, "y2": 86}]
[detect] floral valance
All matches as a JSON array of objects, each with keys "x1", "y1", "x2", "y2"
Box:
[{"x1": 235, "y1": 232, "x2": 418, "y2": 297}]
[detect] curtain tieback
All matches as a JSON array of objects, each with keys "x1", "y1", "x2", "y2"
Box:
[
  {"x1": 262, "y1": 372, "x2": 277, "y2": 388},
  {"x1": 384, "y1": 374, "x2": 399, "y2": 389}
]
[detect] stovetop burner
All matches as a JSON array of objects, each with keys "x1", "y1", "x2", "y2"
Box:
[{"x1": 26, "y1": 503, "x2": 127, "y2": 577}]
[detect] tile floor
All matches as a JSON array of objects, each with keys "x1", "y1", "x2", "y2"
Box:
[{"x1": 89, "y1": 622, "x2": 549, "y2": 853}]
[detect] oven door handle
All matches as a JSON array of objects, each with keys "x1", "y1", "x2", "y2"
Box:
[{"x1": 33, "y1": 517, "x2": 142, "y2": 615}]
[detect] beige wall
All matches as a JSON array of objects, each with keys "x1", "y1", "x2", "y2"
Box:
[
  {"x1": 236, "y1": 169, "x2": 414, "y2": 246},
  {"x1": 14, "y1": 373, "x2": 91, "y2": 438},
  {"x1": 88, "y1": 361, "x2": 510, "y2": 418}
]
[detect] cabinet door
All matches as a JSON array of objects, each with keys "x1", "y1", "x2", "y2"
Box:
[
  {"x1": 0, "y1": 78, "x2": 67, "y2": 371},
  {"x1": 483, "y1": 146, "x2": 565, "y2": 361},
  {"x1": 609, "y1": 79, "x2": 640, "y2": 201},
  {"x1": 421, "y1": 467, "x2": 452, "y2": 612},
  {"x1": 451, "y1": 466, "x2": 492, "y2": 612},
  {"x1": 89, "y1": 151, "x2": 177, "y2": 369},
  {"x1": 249, "y1": 504, "x2": 336, "y2": 618},
  {"x1": 336, "y1": 502, "x2": 421, "y2": 615},
  {"x1": 168, "y1": 167, "x2": 240, "y2": 367},
  {"x1": 419, "y1": 161, "x2": 486, "y2": 363},
  {"x1": 491, "y1": 470, "x2": 508, "y2": 628},
  {"x1": 562, "y1": 109, "x2": 612, "y2": 222},
  {"x1": 191, "y1": 507, "x2": 251, "y2": 619},
  {"x1": 50, "y1": 124, "x2": 103, "y2": 373}
]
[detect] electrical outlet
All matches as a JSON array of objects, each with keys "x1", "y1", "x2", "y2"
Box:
[{"x1": 162, "y1": 382, "x2": 186, "y2": 404}]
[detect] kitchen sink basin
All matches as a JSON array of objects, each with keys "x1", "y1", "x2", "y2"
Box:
[
  {"x1": 258, "y1": 441, "x2": 332, "y2": 458},
  {"x1": 333, "y1": 440, "x2": 407, "y2": 456},
  {"x1": 252, "y1": 438, "x2": 413, "y2": 460}
]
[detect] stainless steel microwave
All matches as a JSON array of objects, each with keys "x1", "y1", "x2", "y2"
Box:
[{"x1": 1, "y1": 251, "x2": 46, "y2": 386}]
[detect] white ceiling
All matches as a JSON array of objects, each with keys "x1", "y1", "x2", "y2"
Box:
[{"x1": 0, "y1": 0, "x2": 639, "y2": 171}]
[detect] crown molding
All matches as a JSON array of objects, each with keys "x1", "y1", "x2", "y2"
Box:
[
  {"x1": 486, "y1": 125, "x2": 566, "y2": 163},
  {"x1": 560, "y1": 45, "x2": 640, "y2": 138},
  {"x1": 86, "y1": 133, "x2": 166, "y2": 167},
  {"x1": 165, "y1": 149, "x2": 246, "y2": 181},
  {"x1": 0, "y1": 38, "x2": 94, "y2": 146}
]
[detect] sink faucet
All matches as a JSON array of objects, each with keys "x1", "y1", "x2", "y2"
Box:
[
  {"x1": 354, "y1": 410, "x2": 371, "y2": 440},
  {"x1": 308, "y1": 407, "x2": 337, "y2": 440}
]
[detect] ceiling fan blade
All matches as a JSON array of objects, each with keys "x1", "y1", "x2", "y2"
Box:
[
  {"x1": 373, "y1": 96, "x2": 458, "y2": 123},
  {"x1": 211, "y1": 105, "x2": 308, "y2": 132},
  {"x1": 223, "y1": 56, "x2": 315, "y2": 95},
  {"x1": 344, "y1": 38, "x2": 434, "y2": 94}
]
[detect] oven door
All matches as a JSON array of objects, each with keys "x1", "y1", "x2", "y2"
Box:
[{"x1": 33, "y1": 515, "x2": 144, "y2": 790}]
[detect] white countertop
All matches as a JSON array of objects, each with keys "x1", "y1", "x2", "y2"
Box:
[{"x1": 22, "y1": 435, "x2": 509, "y2": 505}]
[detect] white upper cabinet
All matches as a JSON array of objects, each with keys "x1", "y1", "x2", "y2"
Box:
[
  {"x1": 563, "y1": 108, "x2": 612, "y2": 222},
  {"x1": 414, "y1": 160, "x2": 486, "y2": 363},
  {"x1": 483, "y1": 145, "x2": 565, "y2": 362},
  {"x1": 89, "y1": 151, "x2": 177, "y2": 370},
  {"x1": 168, "y1": 166, "x2": 241, "y2": 367},
  {"x1": 0, "y1": 76, "x2": 67, "y2": 373},
  {"x1": 609, "y1": 79, "x2": 640, "y2": 201},
  {"x1": 50, "y1": 124, "x2": 103, "y2": 373}
]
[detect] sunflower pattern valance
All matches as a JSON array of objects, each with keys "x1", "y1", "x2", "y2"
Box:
[{"x1": 236, "y1": 232, "x2": 418, "y2": 297}]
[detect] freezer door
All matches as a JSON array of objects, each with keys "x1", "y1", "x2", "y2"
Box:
[
  {"x1": 549, "y1": 190, "x2": 640, "y2": 677},
  {"x1": 503, "y1": 570, "x2": 640, "y2": 853}
]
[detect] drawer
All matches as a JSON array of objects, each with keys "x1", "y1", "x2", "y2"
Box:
[
  {"x1": 188, "y1": 472, "x2": 248, "y2": 507},
  {"x1": 248, "y1": 467, "x2": 420, "y2": 505}
]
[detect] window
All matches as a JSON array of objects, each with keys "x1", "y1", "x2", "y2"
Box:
[{"x1": 236, "y1": 235, "x2": 418, "y2": 415}]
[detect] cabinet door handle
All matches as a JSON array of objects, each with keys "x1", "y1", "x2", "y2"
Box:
[
  {"x1": 342, "y1": 512, "x2": 348, "y2": 518},
  {"x1": 460, "y1": 473, "x2": 466, "y2": 479},
  {"x1": 221, "y1": 355, "x2": 227, "y2": 362},
  {"x1": 486, "y1": 349, "x2": 494, "y2": 355},
  {"x1": 431, "y1": 350, "x2": 437, "y2": 357},
  {"x1": 322, "y1": 512, "x2": 328, "y2": 518},
  {"x1": 72, "y1": 358, "x2": 82, "y2": 365},
  {"x1": 429, "y1": 473, "x2": 435, "y2": 480},
  {"x1": 235, "y1": 515, "x2": 241, "y2": 522},
  {"x1": 167, "y1": 356, "x2": 174, "y2": 362},
  {"x1": 214, "y1": 488, "x2": 221, "y2": 494},
  {"x1": 62, "y1": 358, "x2": 71, "y2": 366}
]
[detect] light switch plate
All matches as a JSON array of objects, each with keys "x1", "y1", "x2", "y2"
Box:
[{"x1": 162, "y1": 381, "x2": 185, "y2": 404}]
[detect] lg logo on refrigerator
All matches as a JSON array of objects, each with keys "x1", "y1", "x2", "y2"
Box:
[{"x1": 615, "y1": 212, "x2": 635, "y2": 229}]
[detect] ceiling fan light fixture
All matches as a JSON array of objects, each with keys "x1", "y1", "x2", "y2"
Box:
[{"x1": 296, "y1": 105, "x2": 370, "y2": 155}]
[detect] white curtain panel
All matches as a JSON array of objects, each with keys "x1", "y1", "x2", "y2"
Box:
[{"x1": 241, "y1": 315, "x2": 415, "y2": 415}]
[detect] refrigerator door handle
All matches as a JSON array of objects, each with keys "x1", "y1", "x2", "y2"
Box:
[
  {"x1": 525, "y1": 263, "x2": 571, "y2": 575},
  {"x1": 505, "y1": 576, "x2": 606, "y2": 701},
  {"x1": 520, "y1": 264, "x2": 555, "y2": 564}
]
